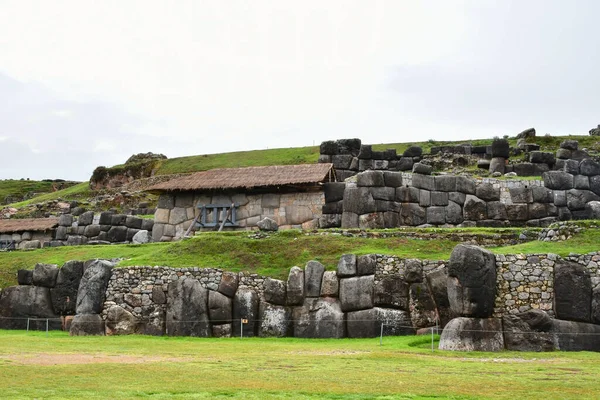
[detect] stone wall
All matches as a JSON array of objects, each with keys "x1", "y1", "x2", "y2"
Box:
[
  {"x1": 152, "y1": 190, "x2": 324, "y2": 241},
  {"x1": 0, "y1": 231, "x2": 53, "y2": 250},
  {"x1": 318, "y1": 138, "x2": 423, "y2": 182},
  {"x1": 321, "y1": 161, "x2": 600, "y2": 228},
  {"x1": 53, "y1": 211, "x2": 154, "y2": 246},
  {"x1": 3, "y1": 249, "x2": 600, "y2": 346}
]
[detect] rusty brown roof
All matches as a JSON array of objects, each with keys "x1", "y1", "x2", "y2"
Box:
[
  {"x1": 148, "y1": 163, "x2": 334, "y2": 192},
  {"x1": 0, "y1": 218, "x2": 59, "y2": 233}
]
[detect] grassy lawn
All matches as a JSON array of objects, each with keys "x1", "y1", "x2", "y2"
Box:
[
  {"x1": 1, "y1": 227, "x2": 599, "y2": 289},
  {"x1": 0, "y1": 230, "x2": 461, "y2": 288},
  {"x1": 0, "y1": 331, "x2": 598, "y2": 399}
]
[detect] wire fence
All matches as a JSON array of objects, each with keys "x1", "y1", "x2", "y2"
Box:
[{"x1": 2, "y1": 316, "x2": 599, "y2": 352}]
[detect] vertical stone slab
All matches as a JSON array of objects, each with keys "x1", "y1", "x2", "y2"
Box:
[
  {"x1": 286, "y1": 267, "x2": 304, "y2": 306},
  {"x1": 75, "y1": 260, "x2": 114, "y2": 315},
  {"x1": 166, "y1": 278, "x2": 210, "y2": 337},
  {"x1": 447, "y1": 245, "x2": 496, "y2": 318},
  {"x1": 233, "y1": 288, "x2": 259, "y2": 337},
  {"x1": 554, "y1": 261, "x2": 591, "y2": 323},
  {"x1": 304, "y1": 261, "x2": 325, "y2": 297}
]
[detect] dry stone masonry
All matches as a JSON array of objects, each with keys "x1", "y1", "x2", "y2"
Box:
[{"x1": 3, "y1": 246, "x2": 600, "y2": 350}]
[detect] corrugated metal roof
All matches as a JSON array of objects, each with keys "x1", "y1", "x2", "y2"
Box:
[{"x1": 148, "y1": 163, "x2": 334, "y2": 192}]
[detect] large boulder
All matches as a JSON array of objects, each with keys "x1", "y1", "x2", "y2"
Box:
[
  {"x1": 132, "y1": 230, "x2": 150, "y2": 244},
  {"x1": 346, "y1": 308, "x2": 414, "y2": 338},
  {"x1": 105, "y1": 305, "x2": 139, "y2": 335},
  {"x1": 232, "y1": 288, "x2": 259, "y2": 337},
  {"x1": 259, "y1": 301, "x2": 292, "y2": 337},
  {"x1": 304, "y1": 261, "x2": 325, "y2": 297},
  {"x1": 491, "y1": 138, "x2": 509, "y2": 158},
  {"x1": 69, "y1": 314, "x2": 105, "y2": 336},
  {"x1": 373, "y1": 275, "x2": 408, "y2": 310},
  {"x1": 409, "y1": 282, "x2": 438, "y2": 328},
  {"x1": 463, "y1": 195, "x2": 487, "y2": 221},
  {"x1": 32, "y1": 263, "x2": 59, "y2": 288},
  {"x1": 320, "y1": 271, "x2": 339, "y2": 297},
  {"x1": 426, "y1": 269, "x2": 454, "y2": 328},
  {"x1": 17, "y1": 269, "x2": 33, "y2": 285},
  {"x1": 293, "y1": 297, "x2": 346, "y2": 338},
  {"x1": 502, "y1": 310, "x2": 554, "y2": 352},
  {"x1": 0, "y1": 286, "x2": 61, "y2": 330},
  {"x1": 339, "y1": 275, "x2": 374, "y2": 312},
  {"x1": 439, "y1": 317, "x2": 504, "y2": 351},
  {"x1": 208, "y1": 290, "x2": 232, "y2": 324},
  {"x1": 357, "y1": 254, "x2": 377, "y2": 276},
  {"x1": 257, "y1": 217, "x2": 278, "y2": 231},
  {"x1": 286, "y1": 267, "x2": 304, "y2": 306},
  {"x1": 543, "y1": 171, "x2": 574, "y2": 190},
  {"x1": 75, "y1": 259, "x2": 113, "y2": 314},
  {"x1": 447, "y1": 245, "x2": 496, "y2": 317},
  {"x1": 550, "y1": 319, "x2": 600, "y2": 351},
  {"x1": 50, "y1": 260, "x2": 84, "y2": 315},
  {"x1": 166, "y1": 278, "x2": 210, "y2": 337},
  {"x1": 218, "y1": 272, "x2": 238, "y2": 298},
  {"x1": 264, "y1": 278, "x2": 286, "y2": 305},
  {"x1": 554, "y1": 261, "x2": 591, "y2": 322},
  {"x1": 337, "y1": 254, "x2": 357, "y2": 277}
]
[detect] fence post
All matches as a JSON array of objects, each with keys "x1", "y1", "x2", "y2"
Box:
[
  {"x1": 431, "y1": 327, "x2": 434, "y2": 352},
  {"x1": 26, "y1": 318, "x2": 30, "y2": 332},
  {"x1": 379, "y1": 323, "x2": 384, "y2": 346},
  {"x1": 240, "y1": 319, "x2": 243, "y2": 339},
  {"x1": 46, "y1": 319, "x2": 49, "y2": 337}
]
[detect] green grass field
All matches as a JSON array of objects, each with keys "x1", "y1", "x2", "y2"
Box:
[
  {"x1": 1, "y1": 227, "x2": 599, "y2": 290},
  {"x1": 0, "y1": 331, "x2": 598, "y2": 399}
]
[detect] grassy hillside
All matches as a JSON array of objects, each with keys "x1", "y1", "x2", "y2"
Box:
[
  {"x1": 6, "y1": 182, "x2": 93, "y2": 209},
  {"x1": 0, "y1": 180, "x2": 79, "y2": 205},
  {"x1": 155, "y1": 146, "x2": 321, "y2": 175},
  {"x1": 2, "y1": 227, "x2": 599, "y2": 289}
]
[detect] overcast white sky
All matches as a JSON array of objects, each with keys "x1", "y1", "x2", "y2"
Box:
[{"x1": 1, "y1": 0, "x2": 599, "y2": 180}]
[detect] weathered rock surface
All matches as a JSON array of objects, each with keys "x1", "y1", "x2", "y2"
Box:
[
  {"x1": 447, "y1": 245, "x2": 496, "y2": 317},
  {"x1": 132, "y1": 230, "x2": 150, "y2": 244},
  {"x1": 286, "y1": 267, "x2": 304, "y2": 306},
  {"x1": 75, "y1": 260, "x2": 113, "y2": 314},
  {"x1": 259, "y1": 301, "x2": 292, "y2": 337},
  {"x1": 0, "y1": 285, "x2": 61, "y2": 330},
  {"x1": 426, "y1": 269, "x2": 454, "y2": 328},
  {"x1": 233, "y1": 288, "x2": 259, "y2": 337},
  {"x1": 304, "y1": 261, "x2": 325, "y2": 297},
  {"x1": 409, "y1": 282, "x2": 437, "y2": 328},
  {"x1": 105, "y1": 305, "x2": 139, "y2": 335},
  {"x1": 257, "y1": 217, "x2": 278, "y2": 231},
  {"x1": 503, "y1": 310, "x2": 554, "y2": 352},
  {"x1": 50, "y1": 260, "x2": 84, "y2": 315},
  {"x1": 373, "y1": 275, "x2": 408, "y2": 310},
  {"x1": 218, "y1": 272, "x2": 238, "y2": 298},
  {"x1": 264, "y1": 278, "x2": 286, "y2": 305},
  {"x1": 166, "y1": 278, "x2": 210, "y2": 337},
  {"x1": 17, "y1": 269, "x2": 33, "y2": 285},
  {"x1": 208, "y1": 290, "x2": 232, "y2": 324},
  {"x1": 346, "y1": 308, "x2": 413, "y2": 338},
  {"x1": 70, "y1": 314, "x2": 105, "y2": 336},
  {"x1": 439, "y1": 317, "x2": 504, "y2": 351},
  {"x1": 293, "y1": 297, "x2": 346, "y2": 338},
  {"x1": 339, "y1": 275, "x2": 374, "y2": 312},
  {"x1": 337, "y1": 254, "x2": 357, "y2": 277},
  {"x1": 550, "y1": 319, "x2": 600, "y2": 351},
  {"x1": 320, "y1": 271, "x2": 339, "y2": 297},
  {"x1": 554, "y1": 261, "x2": 591, "y2": 322},
  {"x1": 357, "y1": 254, "x2": 377, "y2": 276},
  {"x1": 33, "y1": 263, "x2": 59, "y2": 288}
]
